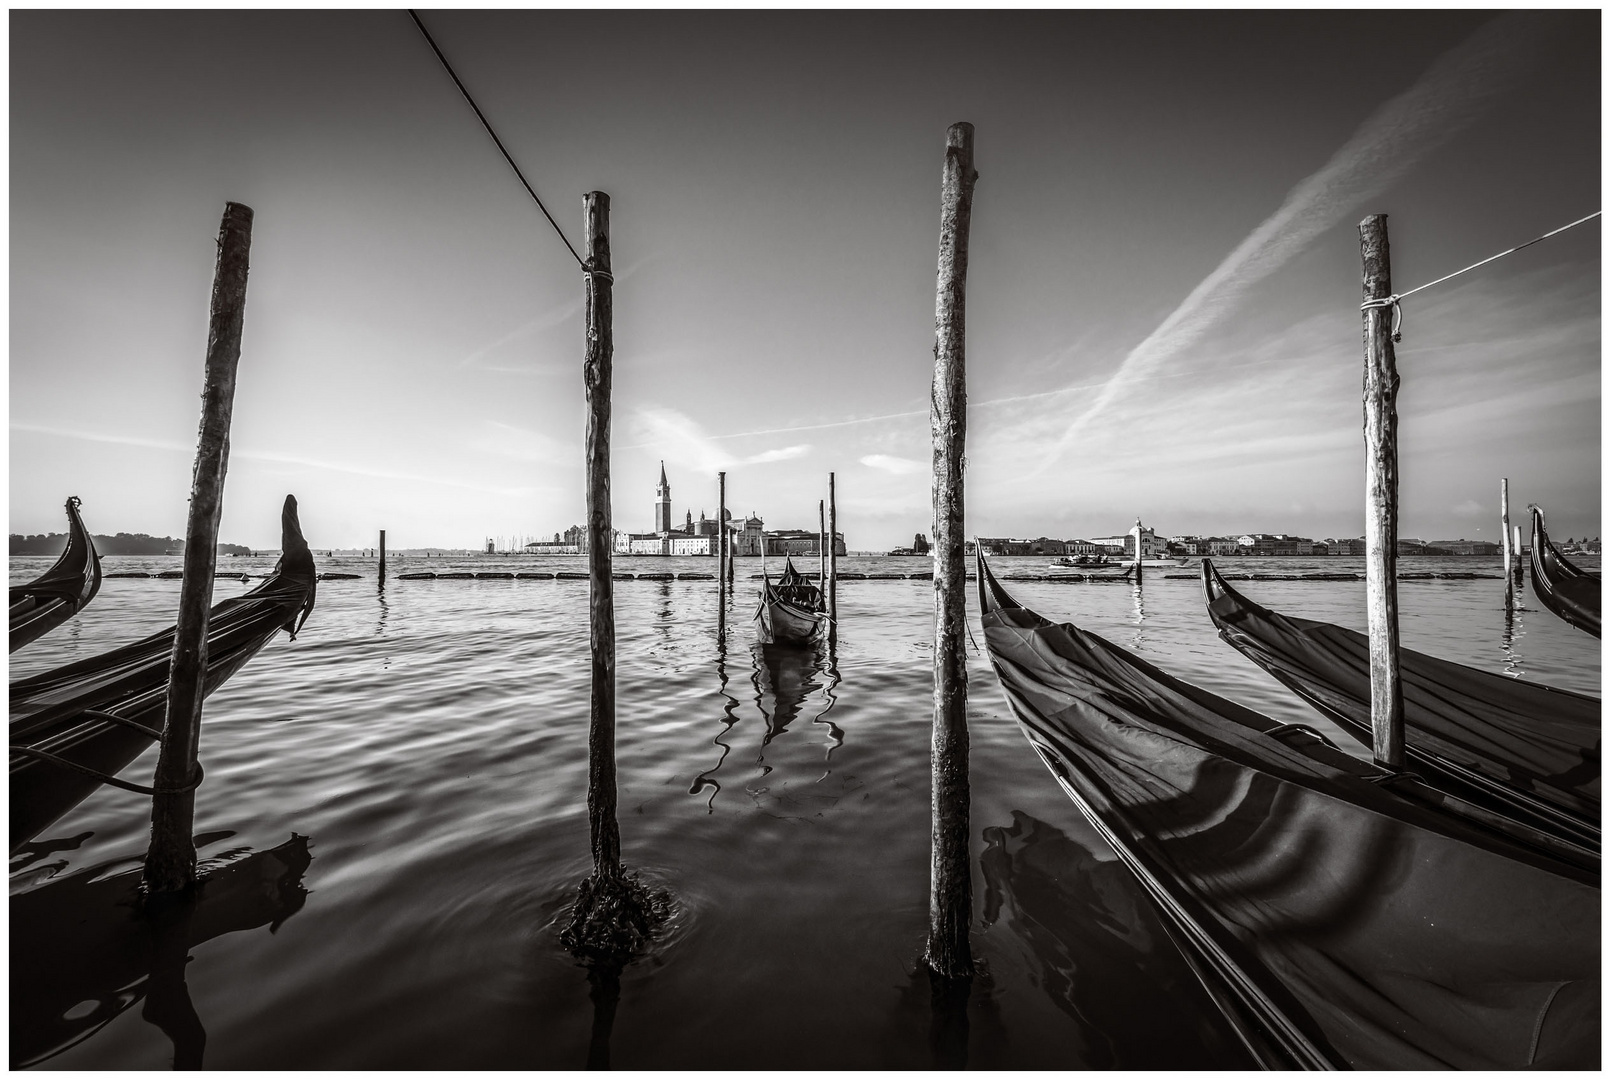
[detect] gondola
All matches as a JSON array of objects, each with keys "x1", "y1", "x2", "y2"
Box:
[
  {"x1": 1201, "y1": 558, "x2": 1599, "y2": 859},
  {"x1": 976, "y1": 553, "x2": 1598, "y2": 1069},
  {"x1": 9, "y1": 495, "x2": 318, "y2": 853},
  {"x1": 10, "y1": 495, "x2": 102, "y2": 653},
  {"x1": 753, "y1": 556, "x2": 824, "y2": 645},
  {"x1": 1530, "y1": 505, "x2": 1601, "y2": 638}
]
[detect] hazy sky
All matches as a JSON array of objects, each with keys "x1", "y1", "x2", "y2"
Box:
[{"x1": 10, "y1": 10, "x2": 1600, "y2": 550}]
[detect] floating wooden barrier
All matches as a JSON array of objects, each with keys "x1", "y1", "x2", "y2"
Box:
[
  {"x1": 517, "y1": 571, "x2": 555, "y2": 579},
  {"x1": 398, "y1": 572, "x2": 435, "y2": 580},
  {"x1": 611, "y1": 572, "x2": 635, "y2": 581},
  {"x1": 679, "y1": 572, "x2": 715, "y2": 581},
  {"x1": 438, "y1": 572, "x2": 475, "y2": 580},
  {"x1": 319, "y1": 573, "x2": 362, "y2": 581},
  {"x1": 107, "y1": 572, "x2": 152, "y2": 578},
  {"x1": 557, "y1": 571, "x2": 589, "y2": 580},
  {"x1": 636, "y1": 571, "x2": 674, "y2": 580},
  {"x1": 158, "y1": 571, "x2": 185, "y2": 579},
  {"x1": 475, "y1": 571, "x2": 514, "y2": 580}
]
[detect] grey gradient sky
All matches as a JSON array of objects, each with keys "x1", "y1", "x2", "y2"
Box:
[{"x1": 10, "y1": 10, "x2": 1600, "y2": 550}]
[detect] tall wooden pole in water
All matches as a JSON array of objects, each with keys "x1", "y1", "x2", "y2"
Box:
[
  {"x1": 1500, "y1": 478, "x2": 1512, "y2": 608},
  {"x1": 379, "y1": 529, "x2": 387, "y2": 584},
  {"x1": 145, "y1": 201, "x2": 254, "y2": 896},
  {"x1": 1358, "y1": 214, "x2": 1404, "y2": 768},
  {"x1": 828, "y1": 472, "x2": 838, "y2": 636},
  {"x1": 582, "y1": 191, "x2": 621, "y2": 881},
  {"x1": 819, "y1": 500, "x2": 827, "y2": 586},
  {"x1": 927, "y1": 122, "x2": 977, "y2": 981},
  {"x1": 1513, "y1": 525, "x2": 1525, "y2": 586},
  {"x1": 717, "y1": 471, "x2": 727, "y2": 633}
]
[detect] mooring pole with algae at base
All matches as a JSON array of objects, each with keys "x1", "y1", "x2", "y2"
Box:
[
  {"x1": 926, "y1": 122, "x2": 977, "y2": 981},
  {"x1": 1358, "y1": 213, "x2": 1404, "y2": 769},
  {"x1": 145, "y1": 201, "x2": 254, "y2": 897},
  {"x1": 828, "y1": 472, "x2": 838, "y2": 642},
  {"x1": 717, "y1": 471, "x2": 728, "y2": 634},
  {"x1": 1501, "y1": 478, "x2": 1512, "y2": 609},
  {"x1": 581, "y1": 191, "x2": 622, "y2": 883}
]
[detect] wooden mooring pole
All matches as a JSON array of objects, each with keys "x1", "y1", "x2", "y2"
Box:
[
  {"x1": 828, "y1": 472, "x2": 838, "y2": 639},
  {"x1": 1500, "y1": 479, "x2": 1513, "y2": 608},
  {"x1": 1359, "y1": 214, "x2": 1404, "y2": 768},
  {"x1": 926, "y1": 121, "x2": 977, "y2": 981},
  {"x1": 718, "y1": 471, "x2": 728, "y2": 633},
  {"x1": 819, "y1": 499, "x2": 827, "y2": 587},
  {"x1": 582, "y1": 191, "x2": 621, "y2": 882},
  {"x1": 1513, "y1": 524, "x2": 1525, "y2": 586},
  {"x1": 145, "y1": 201, "x2": 254, "y2": 896},
  {"x1": 379, "y1": 529, "x2": 387, "y2": 585}
]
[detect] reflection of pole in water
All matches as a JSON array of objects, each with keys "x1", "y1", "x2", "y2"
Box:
[
  {"x1": 1501, "y1": 602, "x2": 1526, "y2": 678},
  {"x1": 812, "y1": 645, "x2": 845, "y2": 767},
  {"x1": 1130, "y1": 581, "x2": 1147, "y2": 649},
  {"x1": 689, "y1": 631, "x2": 742, "y2": 811},
  {"x1": 141, "y1": 901, "x2": 206, "y2": 1069},
  {"x1": 584, "y1": 959, "x2": 624, "y2": 1070}
]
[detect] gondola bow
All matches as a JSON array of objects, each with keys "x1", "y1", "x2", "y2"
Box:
[
  {"x1": 1530, "y1": 505, "x2": 1601, "y2": 638},
  {"x1": 10, "y1": 496, "x2": 102, "y2": 653}
]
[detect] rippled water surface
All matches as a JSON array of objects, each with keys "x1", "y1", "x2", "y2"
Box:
[{"x1": 10, "y1": 553, "x2": 1600, "y2": 1069}]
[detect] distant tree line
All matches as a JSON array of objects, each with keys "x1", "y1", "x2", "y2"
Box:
[{"x1": 9, "y1": 532, "x2": 253, "y2": 557}]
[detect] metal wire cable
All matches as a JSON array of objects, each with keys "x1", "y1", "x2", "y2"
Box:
[
  {"x1": 1361, "y1": 210, "x2": 1600, "y2": 340},
  {"x1": 409, "y1": 10, "x2": 584, "y2": 269}
]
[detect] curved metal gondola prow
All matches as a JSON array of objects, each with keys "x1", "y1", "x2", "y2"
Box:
[
  {"x1": 1528, "y1": 504, "x2": 1601, "y2": 638},
  {"x1": 1201, "y1": 557, "x2": 1226, "y2": 604},
  {"x1": 276, "y1": 494, "x2": 318, "y2": 638},
  {"x1": 975, "y1": 550, "x2": 1022, "y2": 616}
]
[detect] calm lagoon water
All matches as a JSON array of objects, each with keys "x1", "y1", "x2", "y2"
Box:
[{"x1": 9, "y1": 553, "x2": 1601, "y2": 1069}]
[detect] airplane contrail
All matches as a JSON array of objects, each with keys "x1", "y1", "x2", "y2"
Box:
[{"x1": 1039, "y1": 12, "x2": 1566, "y2": 465}]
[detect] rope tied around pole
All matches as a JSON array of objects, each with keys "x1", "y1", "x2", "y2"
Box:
[{"x1": 1359, "y1": 210, "x2": 1600, "y2": 342}]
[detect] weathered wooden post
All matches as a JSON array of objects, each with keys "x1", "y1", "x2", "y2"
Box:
[
  {"x1": 1132, "y1": 518, "x2": 1144, "y2": 585},
  {"x1": 828, "y1": 472, "x2": 838, "y2": 639},
  {"x1": 819, "y1": 499, "x2": 827, "y2": 587},
  {"x1": 1513, "y1": 524, "x2": 1525, "y2": 586},
  {"x1": 145, "y1": 201, "x2": 254, "y2": 896},
  {"x1": 562, "y1": 191, "x2": 669, "y2": 960},
  {"x1": 717, "y1": 471, "x2": 727, "y2": 633},
  {"x1": 379, "y1": 529, "x2": 387, "y2": 586},
  {"x1": 1501, "y1": 478, "x2": 1512, "y2": 607},
  {"x1": 1359, "y1": 214, "x2": 1405, "y2": 768},
  {"x1": 581, "y1": 191, "x2": 621, "y2": 885},
  {"x1": 927, "y1": 121, "x2": 977, "y2": 981}
]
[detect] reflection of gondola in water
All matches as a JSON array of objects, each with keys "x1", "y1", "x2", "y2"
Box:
[
  {"x1": 753, "y1": 639, "x2": 826, "y2": 749},
  {"x1": 10, "y1": 834, "x2": 314, "y2": 1068}
]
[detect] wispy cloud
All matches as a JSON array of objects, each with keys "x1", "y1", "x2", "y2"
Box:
[
  {"x1": 861, "y1": 453, "x2": 924, "y2": 475},
  {"x1": 627, "y1": 406, "x2": 812, "y2": 471},
  {"x1": 12, "y1": 422, "x2": 528, "y2": 496},
  {"x1": 1039, "y1": 13, "x2": 1562, "y2": 463},
  {"x1": 468, "y1": 420, "x2": 574, "y2": 465}
]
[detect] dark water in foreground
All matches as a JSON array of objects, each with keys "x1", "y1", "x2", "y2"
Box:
[{"x1": 9, "y1": 554, "x2": 1601, "y2": 1069}]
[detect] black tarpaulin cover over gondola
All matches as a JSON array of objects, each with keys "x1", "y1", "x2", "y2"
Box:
[
  {"x1": 1201, "y1": 559, "x2": 1599, "y2": 848},
  {"x1": 976, "y1": 555, "x2": 1597, "y2": 1069}
]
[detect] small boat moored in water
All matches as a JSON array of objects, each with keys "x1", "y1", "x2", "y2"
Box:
[
  {"x1": 975, "y1": 552, "x2": 1598, "y2": 1068},
  {"x1": 1200, "y1": 558, "x2": 1599, "y2": 863},
  {"x1": 10, "y1": 496, "x2": 102, "y2": 653},
  {"x1": 753, "y1": 556, "x2": 824, "y2": 645},
  {"x1": 1530, "y1": 504, "x2": 1601, "y2": 638},
  {"x1": 9, "y1": 495, "x2": 318, "y2": 854}
]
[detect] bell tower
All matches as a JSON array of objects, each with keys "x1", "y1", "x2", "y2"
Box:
[{"x1": 655, "y1": 462, "x2": 672, "y2": 533}]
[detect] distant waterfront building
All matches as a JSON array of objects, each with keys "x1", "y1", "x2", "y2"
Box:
[{"x1": 1426, "y1": 539, "x2": 1502, "y2": 555}]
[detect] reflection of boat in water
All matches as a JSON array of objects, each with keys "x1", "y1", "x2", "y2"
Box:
[
  {"x1": 976, "y1": 553, "x2": 1597, "y2": 1069},
  {"x1": 1529, "y1": 505, "x2": 1600, "y2": 638},
  {"x1": 10, "y1": 834, "x2": 314, "y2": 1068},
  {"x1": 980, "y1": 810, "x2": 1252, "y2": 1068},
  {"x1": 10, "y1": 496, "x2": 102, "y2": 653},
  {"x1": 753, "y1": 556, "x2": 824, "y2": 645},
  {"x1": 9, "y1": 496, "x2": 319, "y2": 853},
  {"x1": 1202, "y1": 559, "x2": 1599, "y2": 866},
  {"x1": 752, "y1": 639, "x2": 826, "y2": 746}
]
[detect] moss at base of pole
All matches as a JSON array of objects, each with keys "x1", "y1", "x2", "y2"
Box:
[{"x1": 559, "y1": 870, "x2": 672, "y2": 964}]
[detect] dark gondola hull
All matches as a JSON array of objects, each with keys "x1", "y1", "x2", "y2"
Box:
[
  {"x1": 9, "y1": 496, "x2": 102, "y2": 653},
  {"x1": 753, "y1": 557, "x2": 824, "y2": 645},
  {"x1": 9, "y1": 496, "x2": 316, "y2": 853},
  {"x1": 1200, "y1": 558, "x2": 1599, "y2": 857},
  {"x1": 1530, "y1": 505, "x2": 1601, "y2": 637},
  {"x1": 977, "y1": 554, "x2": 1598, "y2": 1069}
]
